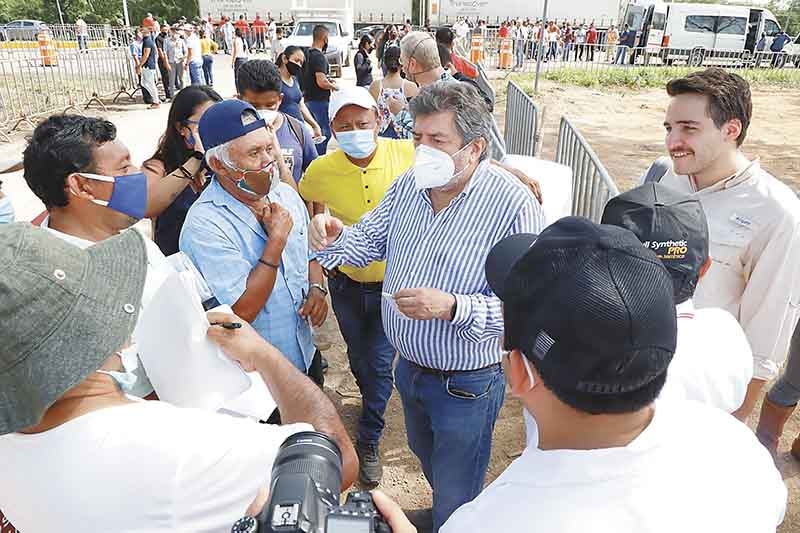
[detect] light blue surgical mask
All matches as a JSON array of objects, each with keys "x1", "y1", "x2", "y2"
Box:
[
  {"x1": 0, "y1": 195, "x2": 14, "y2": 224},
  {"x1": 335, "y1": 129, "x2": 377, "y2": 159},
  {"x1": 97, "y1": 344, "x2": 140, "y2": 393}
]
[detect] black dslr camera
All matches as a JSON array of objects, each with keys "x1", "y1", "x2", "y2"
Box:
[{"x1": 231, "y1": 432, "x2": 392, "y2": 533}]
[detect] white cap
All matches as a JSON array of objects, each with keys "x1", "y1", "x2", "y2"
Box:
[{"x1": 328, "y1": 86, "x2": 378, "y2": 124}]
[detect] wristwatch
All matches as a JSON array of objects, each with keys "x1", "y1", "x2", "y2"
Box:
[
  {"x1": 309, "y1": 283, "x2": 328, "y2": 296},
  {"x1": 190, "y1": 150, "x2": 204, "y2": 161}
]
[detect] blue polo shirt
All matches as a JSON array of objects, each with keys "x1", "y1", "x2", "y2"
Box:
[{"x1": 179, "y1": 178, "x2": 315, "y2": 371}]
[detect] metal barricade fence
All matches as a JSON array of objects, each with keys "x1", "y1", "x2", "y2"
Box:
[
  {"x1": 555, "y1": 116, "x2": 618, "y2": 222},
  {"x1": 479, "y1": 42, "x2": 800, "y2": 74},
  {"x1": 504, "y1": 80, "x2": 539, "y2": 157},
  {"x1": 0, "y1": 42, "x2": 138, "y2": 139}
]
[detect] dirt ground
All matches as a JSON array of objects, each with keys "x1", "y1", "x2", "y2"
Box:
[{"x1": 317, "y1": 80, "x2": 800, "y2": 531}]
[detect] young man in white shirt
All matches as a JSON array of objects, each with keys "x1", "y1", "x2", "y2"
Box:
[
  {"x1": 602, "y1": 183, "x2": 753, "y2": 414},
  {"x1": 642, "y1": 68, "x2": 800, "y2": 422},
  {"x1": 21, "y1": 114, "x2": 213, "y2": 398},
  {"x1": 0, "y1": 224, "x2": 357, "y2": 533},
  {"x1": 439, "y1": 216, "x2": 786, "y2": 533}
]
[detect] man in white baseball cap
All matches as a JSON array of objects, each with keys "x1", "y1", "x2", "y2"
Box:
[{"x1": 299, "y1": 85, "x2": 415, "y2": 486}]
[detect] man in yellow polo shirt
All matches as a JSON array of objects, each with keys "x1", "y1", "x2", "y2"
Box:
[{"x1": 299, "y1": 86, "x2": 414, "y2": 486}]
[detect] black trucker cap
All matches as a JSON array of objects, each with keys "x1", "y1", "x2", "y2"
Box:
[
  {"x1": 486, "y1": 216, "x2": 677, "y2": 395},
  {"x1": 601, "y1": 182, "x2": 709, "y2": 304}
]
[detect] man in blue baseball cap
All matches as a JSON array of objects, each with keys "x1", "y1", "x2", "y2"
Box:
[{"x1": 179, "y1": 99, "x2": 329, "y2": 389}]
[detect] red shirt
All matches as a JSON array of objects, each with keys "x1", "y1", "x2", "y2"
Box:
[
  {"x1": 143, "y1": 16, "x2": 155, "y2": 30},
  {"x1": 499, "y1": 26, "x2": 509, "y2": 38},
  {"x1": 252, "y1": 18, "x2": 267, "y2": 35},
  {"x1": 587, "y1": 28, "x2": 598, "y2": 44},
  {"x1": 235, "y1": 19, "x2": 249, "y2": 35},
  {"x1": 452, "y1": 53, "x2": 478, "y2": 79}
]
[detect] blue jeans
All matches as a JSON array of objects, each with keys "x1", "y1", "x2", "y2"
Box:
[
  {"x1": 188, "y1": 62, "x2": 203, "y2": 85},
  {"x1": 306, "y1": 99, "x2": 330, "y2": 155},
  {"x1": 329, "y1": 274, "x2": 396, "y2": 445},
  {"x1": 202, "y1": 55, "x2": 214, "y2": 85},
  {"x1": 395, "y1": 357, "x2": 505, "y2": 532},
  {"x1": 77, "y1": 35, "x2": 88, "y2": 51},
  {"x1": 615, "y1": 45, "x2": 628, "y2": 65}
]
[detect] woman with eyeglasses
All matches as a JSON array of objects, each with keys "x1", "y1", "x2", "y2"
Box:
[{"x1": 143, "y1": 85, "x2": 223, "y2": 255}]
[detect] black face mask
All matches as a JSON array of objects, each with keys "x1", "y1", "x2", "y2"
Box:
[
  {"x1": 322, "y1": 41, "x2": 329, "y2": 53},
  {"x1": 287, "y1": 62, "x2": 303, "y2": 77}
]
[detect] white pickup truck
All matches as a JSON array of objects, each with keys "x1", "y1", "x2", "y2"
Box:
[{"x1": 283, "y1": 18, "x2": 353, "y2": 75}]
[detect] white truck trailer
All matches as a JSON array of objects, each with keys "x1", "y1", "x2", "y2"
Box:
[
  {"x1": 198, "y1": 0, "x2": 414, "y2": 25},
  {"x1": 430, "y1": 0, "x2": 622, "y2": 27}
]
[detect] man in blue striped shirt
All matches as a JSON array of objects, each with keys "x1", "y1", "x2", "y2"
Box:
[{"x1": 311, "y1": 81, "x2": 545, "y2": 531}]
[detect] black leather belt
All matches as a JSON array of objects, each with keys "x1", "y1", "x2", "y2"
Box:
[{"x1": 405, "y1": 359, "x2": 501, "y2": 378}]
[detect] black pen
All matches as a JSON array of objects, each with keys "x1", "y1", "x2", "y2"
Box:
[{"x1": 210, "y1": 321, "x2": 242, "y2": 330}]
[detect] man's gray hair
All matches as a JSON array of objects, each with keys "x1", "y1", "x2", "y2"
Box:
[{"x1": 409, "y1": 81, "x2": 491, "y2": 160}]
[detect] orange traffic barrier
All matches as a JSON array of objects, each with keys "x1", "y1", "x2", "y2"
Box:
[
  {"x1": 499, "y1": 38, "x2": 513, "y2": 69},
  {"x1": 37, "y1": 30, "x2": 58, "y2": 67},
  {"x1": 470, "y1": 34, "x2": 484, "y2": 64}
]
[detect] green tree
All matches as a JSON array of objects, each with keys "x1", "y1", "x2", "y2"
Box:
[{"x1": 0, "y1": 0, "x2": 200, "y2": 24}]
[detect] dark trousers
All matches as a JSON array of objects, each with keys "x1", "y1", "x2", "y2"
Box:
[
  {"x1": 158, "y1": 61, "x2": 172, "y2": 99},
  {"x1": 329, "y1": 274, "x2": 395, "y2": 445},
  {"x1": 306, "y1": 99, "x2": 331, "y2": 155}
]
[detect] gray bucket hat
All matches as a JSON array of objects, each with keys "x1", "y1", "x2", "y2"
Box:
[{"x1": 0, "y1": 223, "x2": 148, "y2": 435}]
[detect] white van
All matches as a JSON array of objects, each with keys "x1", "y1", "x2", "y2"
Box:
[{"x1": 622, "y1": 1, "x2": 783, "y2": 67}]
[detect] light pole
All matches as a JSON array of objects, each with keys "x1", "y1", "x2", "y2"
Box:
[
  {"x1": 55, "y1": 0, "x2": 65, "y2": 24},
  {"x1": 534, "y1": 0, "x2": 549, "y2": 94},
  {"x1": 122, "y1": 0, "x2": 131, "y2": 27}
]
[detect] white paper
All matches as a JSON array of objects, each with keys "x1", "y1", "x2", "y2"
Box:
[
  {"x1": 136, "y1": 272, "x2": 251, "y2": 410},
  {"x1": 382, "y1": 292, "x2": 412, "y2": 320},
  {"x1": 221, "y1": 371, "x2": 277, "y2": 420},
  {"x1": 501, "y1": 155, "x2": 573, "y2": 227}
]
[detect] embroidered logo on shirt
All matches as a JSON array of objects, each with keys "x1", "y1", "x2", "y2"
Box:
[{"x1": 730, "y1": 213, "x2": 754, "y2": 229}]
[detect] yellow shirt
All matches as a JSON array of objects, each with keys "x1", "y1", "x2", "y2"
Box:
[
  {"x1": 200, "y1": 38, "x2": 218, "y2": 56},
  {"x1": 299, "y1": 138, "x2": 415, "y2": 282}
]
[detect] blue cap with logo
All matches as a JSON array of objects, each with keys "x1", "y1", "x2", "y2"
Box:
[{"x1": 198, "y1": 99, "x2": 267, "y2": 151}]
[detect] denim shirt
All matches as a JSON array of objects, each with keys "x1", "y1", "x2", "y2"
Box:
[{"x1": 179, "y1": 177, "x2": 315, "y2": 371}]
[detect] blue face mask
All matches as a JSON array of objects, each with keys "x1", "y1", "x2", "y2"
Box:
[
  {"x1": 0, "y1": 195, "x2": 15, "y2": 224},
  {"x1": 80, "y1": 171, "x2": 149, "y2": 221},
  {"x1": 335, "y1": 129, "x2": 377, "y2": 159}
]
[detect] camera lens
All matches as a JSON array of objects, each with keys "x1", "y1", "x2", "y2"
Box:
[{"x1": 270, "y1": 431, "x2": 343, "y2": 508}]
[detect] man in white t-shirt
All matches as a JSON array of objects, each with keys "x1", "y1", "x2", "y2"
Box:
[
  {"x1": 437, "y1": 216, "x2": 786, "y2": 533},
  {"x1": 603, "y1": 183, "x2": 753, "y2": 414},
  {"x1": 641, "y1": 68, "x2": 800, "y2": 424},
  {"x1": 0, "y1": 224, "x2": 357, "y2": 533},
  {"x1": 21, "y1": 114, "x2": 209, "y2": 398}
]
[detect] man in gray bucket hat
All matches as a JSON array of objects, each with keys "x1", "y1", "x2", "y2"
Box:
[{"x1": 0, "y1": 223, "x2": 356, "y2": 532}]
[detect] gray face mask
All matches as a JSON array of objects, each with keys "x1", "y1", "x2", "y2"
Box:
[{"x1": 97, "y1": 344, "x2": 139, "y2": 393}]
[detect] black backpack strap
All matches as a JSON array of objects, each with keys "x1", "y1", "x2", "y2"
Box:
[{"x1": 285, "y1": 114, "x2": 305, "y2": 152}]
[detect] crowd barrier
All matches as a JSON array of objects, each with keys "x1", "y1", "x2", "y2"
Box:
[
  {"x1": 504, "y1": 81, "x2": 539, "y2": 158},
  {"x1": 0, "y1": 28, "x2": 139, "y2": 141},
  {"x1": 473, "y1": 41, "x2": 800, "y2": 73},
  {"x1": 555, "y1": 116, "x2": 619, "y2": 222}
]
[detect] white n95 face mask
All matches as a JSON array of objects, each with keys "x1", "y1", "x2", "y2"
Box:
[
  {"x1": 413, "y1": 143, "x2": 471, "y2": 191},
  {"x1": 257, "y1": 109, "x2": 279, "y2": 126}
]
